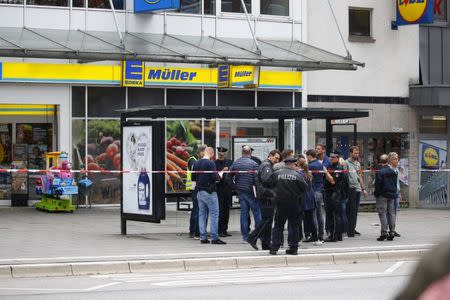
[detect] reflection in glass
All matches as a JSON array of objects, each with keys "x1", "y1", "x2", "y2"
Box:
[
  {"x1": 260, "y1": 0, "x2": 289, "y2": 16},
  {"x1": 88, "y1": 0, "x2": 124, "y2": 9},
  {"x1": 179, "y1": 0, "x2": 201, "y2": 14},
  {"x1": 26, "y1": 0, "x2": 68, "y2": 6},
  {"x1": 222, "y1": 0, "x2": 251, "y2": 13}
]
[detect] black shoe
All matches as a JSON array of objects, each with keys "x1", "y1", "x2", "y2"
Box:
[
  {"x1": 387, "y1": 234, "x2": 395, "y2": 241},
  {"x1": 324, "y1": 238, "x2": 337, "y2": 243},
  {"x1": 224, "y1": 232, "x2": 232, "y2": 237},
  {"x1": 347, "y1": 233, "x2": 355, "y2": 238},
  {"x1": 285, "y1": 249, "x2": 298, "y2": 255},
  {"x1": 200, "y1": 239, "x2": 210, "y2": 244},
  {"x1": 337, "y1": 237, "x2": 343, "y2": 241},
  {"x1": 354, "y1": 230, "x2": 361, "y2": 236},
  {"x1": 189, "y1": 233, "x2": 194, "y2": 238},
  {"x1": 377, "y1": 235, "x2": 388, "y2": 241},
  {"x1": 318, "y1": 235, "x2": 324, "y2": 242},
  {"x1": 269, "y1": 249, "x2": 277, "y2": 255},
  {"x1": 247, "y1": 239, "x2": 258, "y2": 250},
  {"x1": 262, "y1": 245, "x2": 270, "y2": 250},
  {"x1": 394, "y1": 231, "x2": 401, "y2": 237},
  {"x1": 303, "y1": 237, "x2": 315, "y2": 243},
  {"x1": 211, "y1": 239, "x2": 227, "y2": 245},
  {"x1": 219, "y1": 233, "x2": 228, "y2": 238}
]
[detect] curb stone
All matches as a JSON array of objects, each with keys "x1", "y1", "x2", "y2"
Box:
[{"x1": 2, "y1": 249, "x2": 426, "y2": 279}]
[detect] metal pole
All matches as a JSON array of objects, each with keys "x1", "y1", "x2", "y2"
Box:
[
  {"x1": 239, "y1": 0, "x2": 261, "y2": 54},
  {"x1": 278, "y1": 118, "x2": 285, "y2": 150},
  {"x1": 108, "y1": 0, "x2": 123, "y2": 45},
  {"x1": 327, "y1": 0, "x2": 352, "y2": 59},
  {"x1": 326, "y1": 119, "x2": 333, "y2": 156}
]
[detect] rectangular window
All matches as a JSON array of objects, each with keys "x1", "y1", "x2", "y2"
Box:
[
  {"x1": 222, "y1": 0, "x2": 251, "y2": 13},
  {"x1": 218, "y1": 90, "x2": 254, "y2": 106},
  {"x1": 420, "y1": 115, "x2": 447, "y2": 134},
  {"x1": 434, "y1": 0, "x2": 448, "y2": 23},
  {"x1": 260, "y1": 0, "x2": 289, "y2": 16},
  {"x1": 72, "y1": 86, "x2": 86, "y2": 118},
  {"x1": 204, "y1": 0, "x2": 216, "y2": 15},
  {"x1": 349, "y1": 8, "x2": 372, "y2": 39},
  {"x1": 88, "y1": 0, "x2": 124, "y2": 10},
  {"x1": 0, "y1": 0, "x2": 23, "y2": 3},
  {"x1": 26, "y1": 0, "x2": 68, "y2": 6},
  {"x1": 128, "y1": 88, "x2": 164, "y2": 109},
  {"x1": 178, "y1": 0, "x2": 201, "y2": 14},
  {"x1": 73, "y1": 0, "x2": 85, "y2": 7},
  {"x1": 88, "y1": 87, "x2": 125, "y2": 118}
]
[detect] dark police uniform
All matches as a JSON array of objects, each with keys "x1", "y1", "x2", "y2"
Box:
[
  {"x1": 270, "y1": 158, "x2": 307, "y2": 255},
  {"x1": 214, "y1": 147, "x2": 233, "y2": 237},
  {"x1": 324, "y1": 153, "x2": 348, "y2": 242}
]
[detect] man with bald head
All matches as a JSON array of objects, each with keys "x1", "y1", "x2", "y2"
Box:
[{"x1": 229, "y1": 145, "x2": 262, "y2": 242}]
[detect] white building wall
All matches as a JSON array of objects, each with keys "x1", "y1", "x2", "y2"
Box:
[{"x1": 307, "y1": 0, "x2": 419, "y2": 98}]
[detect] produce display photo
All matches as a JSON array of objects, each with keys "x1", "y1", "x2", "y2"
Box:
[{"x1": 166, "y1": 120, "x2": 215, "y2": 193}]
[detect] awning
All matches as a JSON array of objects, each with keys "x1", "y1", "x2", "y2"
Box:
[{"x1": 0, "y1": 27, "x2": 364, "y2": 71}]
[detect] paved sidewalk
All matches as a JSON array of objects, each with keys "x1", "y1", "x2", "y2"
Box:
[{"x1": 0, "y1": 205, "x2": 449, "y2": 265}]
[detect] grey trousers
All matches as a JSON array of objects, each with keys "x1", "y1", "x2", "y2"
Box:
[{"x1": 376, "y1": 196, "x2": 396, "y2": 235}]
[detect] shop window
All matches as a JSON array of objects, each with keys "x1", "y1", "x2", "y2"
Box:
[
  {"x1": 87, "y1": 0, "x2": 124, "y2": 9},
  {"x1": 87, "y1": 119, "x2": 121, "y2": 204},
  {"x1": 434, "y1": 0, "x2": 448, "y2": 23},
  {"x1": 178, "y1": 0, "x2": 201, "y2": 14},
  {"x1": 204, "y1": 89, "x2": 217, "y2": 106},
  {"x1": 128, "y1": 88, "x2": 164, "y2": 109},
  {"x1": 260, "y1": 0, "x2": 289, "y2": 16},
  {"x1": 218, "y1": 90, "x2": 255, "y2": 107},
  {"x1": 222, "y1": 0, "x2": 251, "y2": 13},
  {"x1": 72, "y1": 0, "x2": 84, "y2": 7},
  {"x1": 72, "y1": 119, "x2": 85, "y2": 170},
  {"x1": 0, "y1": 0, "x2": 23, "y2": 4},
  {"x1": 72, "y1": 86, "x2": 86, "y2": 118},
  {"x1": 349, "y1": 8, "x2": 373, "y2": 42},
  {"x1": 26, "y1": 0, "x2": 68, "y2": 6},
  {"x1": 294, "y1": 92, "x2": 302, "y2": 108},
  {"x1": 167, "y1": 89, "x2": 202, "y2": 106},
  {"x1": 257, "y1": 91, "x2": 292, "y2": 107},
  {"x1": 419, "y1": 115, "x2": 447, "y2": 135},
  {"x1": 88, "y1": 87, "x2": 125, "y2": 118}
]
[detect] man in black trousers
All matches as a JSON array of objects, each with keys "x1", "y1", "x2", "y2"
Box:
[
  {"x1": 215, "y1": 147, "x2": 233, "y2": 237},
  {"x1": 247, "y1": 149, "x2": 281, "y2": 250}
]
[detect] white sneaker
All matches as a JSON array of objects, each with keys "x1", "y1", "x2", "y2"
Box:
[{"x1": 314, "y1": 240, "x2": 323, "y2": 246}]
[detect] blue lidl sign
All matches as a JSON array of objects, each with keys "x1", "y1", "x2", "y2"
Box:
[
  {"x1": 134, "y1": 0, "x2": 180, "y2": 13},
  {"x1": 396, "y1": 0, "x2": 434, "y2": 26}
]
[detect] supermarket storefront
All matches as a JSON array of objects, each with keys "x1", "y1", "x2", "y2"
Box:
[{"x1": 0, "y1": 61, "x2": 304, "y2": 205}]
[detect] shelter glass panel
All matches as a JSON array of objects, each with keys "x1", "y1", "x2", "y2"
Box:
[
  {"x1": 260, "y1": 0, "x2": 289, "y2": 16},
  {"x1": 88, "y1": 87, "x2": 125, "y2": 118}
]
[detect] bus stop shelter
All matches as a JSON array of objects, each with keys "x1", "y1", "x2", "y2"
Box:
[{"x1": 119, "y1": 105, "x2": 369, "y2": 233}]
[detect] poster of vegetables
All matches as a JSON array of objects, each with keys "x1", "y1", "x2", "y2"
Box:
[{"x1": 166, "y1": 120, "x2": 215, "y2": 192}]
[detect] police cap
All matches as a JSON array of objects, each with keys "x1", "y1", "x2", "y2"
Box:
[{"x1": 217, "y1": 146, "x2": 228, "y2": 153}]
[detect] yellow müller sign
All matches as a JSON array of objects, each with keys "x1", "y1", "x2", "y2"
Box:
[{"x1": 0, "y1": 61, "x2": 302, "y2": 89}]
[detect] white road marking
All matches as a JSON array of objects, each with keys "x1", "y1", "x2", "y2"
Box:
[
  {"x1": 85, "y1": 282, "x2": 121, "y2": 291},
  {"x1": 384, "y1": 261, "x2": 405, "y2": 274},
  {"x1": 0, "y1": 244, "x2": 435, "y2": 264}
]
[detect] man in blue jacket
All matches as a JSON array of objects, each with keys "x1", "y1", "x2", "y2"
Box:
[
  {"x1": 374, "y1": 152, "x2": 399, "y2": 241},
  {"x1": 229, "y1": 145, "x2": 262, "y2": 242}
]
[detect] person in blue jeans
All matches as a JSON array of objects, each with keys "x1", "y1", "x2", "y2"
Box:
[
  {"x1": 192, "y1": 147, "x2": 226, "y2": 245},
  {"x1": 306, "y1": 149, "x2": 325, "y2": 241},
  {"x1": 228, "y1": 145, "x2": 262, "y2": 242}
]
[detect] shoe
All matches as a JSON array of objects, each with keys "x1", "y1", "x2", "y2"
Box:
[
  {"x1": 318, "y1": 235, "x2": 324, "y2": 242},
  {"x1": 269, "y1": 249, "x2": 277, "y2": 255},
  {"x1": 200, "y1": 239, "x2": 210, "y2": 244},
  {"x1": 377, "y1": 235, "x2": 388, "y2": 241},
  {"x1": 224, "y1": 232, "x2": 232, "y2": 237},
  {"x1": 211, "y1": 239, "x2": 227, "y2": 245},
  {"x1": 285, "y1": 249, "x2": 298, "y2": 255},
  {"x1": 219, "y1": 233, "x2": 228, "y2": 238},
  {"x1": 247, "y1": 239, "x2": 258, "y2": 250},
  {"x1": 262, "y1": 245, "x2": 270, "y2": 250},
  {"x1": 394, "y1": 231, "x2": 401, "y2": 237},
  {"x1": 387, "y1": 234, "x2": 395, "y2": 241},
  {"x1": 337, "y1": 237, "x2": 343, "y2": 241},
  {"x1": 354, "y1": 230, "x2": 361, "y2": 236},
  {"x1": 194, "y1": 236, "x2": 200, "y2": 240},
  {"x1": 348, "y1": 234, "x2": 355, "y2": 238},
  {"x1": 189, "y1": 233, "x2": 194, "y2": 238},
  {"x1": 314, "y1": 240, "x2": 323, "y2": 246},
  {"x1": 303, "y1": 237, "x2": 315, "y2": 243},
  {"x1": 324, "y1": 237, "x2": 337, "y2": 243}
]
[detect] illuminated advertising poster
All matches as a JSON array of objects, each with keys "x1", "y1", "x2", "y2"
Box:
[
  {"x1": 122, "y1": 126, "x2": 153, "y2": 215},
  {"x1": 232, "y1": 137, "x2": 277, "y2": 161}
]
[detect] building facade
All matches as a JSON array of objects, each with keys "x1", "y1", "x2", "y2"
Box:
[
  {"x1": 306, "y1": 1, "x2": 420, "y2": 206},
  {"x1": 0, "y1": 0, "x2": 319, "y2": 206}
]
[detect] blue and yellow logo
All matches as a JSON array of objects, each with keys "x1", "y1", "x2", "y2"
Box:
[
  {"x1": 144, "y1": 0, "x2": 160, "y2": 4},
  {"x1": 122, "y1": 61, "x2": 144, "y2": 87},
  {"x1": 397, "y1": 0, "x2": 433, "y2": 25}
]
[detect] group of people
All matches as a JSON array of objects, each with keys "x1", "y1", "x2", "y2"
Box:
[{"x1": 187, "y1": 143, "x2": 402, "y2": 255}]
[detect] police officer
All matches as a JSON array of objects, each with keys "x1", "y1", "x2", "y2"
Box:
[
  {"x1": 215, "y1": 147, "x2": 233, "y2": 237},
  {"x1": 269, "y1": 156, "x2": 307, "y2": 255},
  {"x1": 323, "y1": 150, "x2": 348, "y2": 242}
]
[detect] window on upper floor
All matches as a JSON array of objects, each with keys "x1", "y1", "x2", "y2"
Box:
[
  {"x1": 71, "y1": 0, "x2": 124, "y2": 9},
  {"x1": 0, "y1": 0, "x2": 23, "y2": 4},
  {"x1": 349, "y1": 7, "x2": 374, "y2": 43},
  {"x1": 26, "y1": 0, "x2": 68, "y2": 6},
  {"x1": 434, "y1": 0, "x2": 448, "y2": 23},
  {"x1": 222, "y1": 0, "x2": 251, "y2": 13},
  {"x1": 260, "y1": 0, "x2": 289, "y2": 16},
  {"x1": 176, "y1": 0, "x2": 215, "y2": 15}
]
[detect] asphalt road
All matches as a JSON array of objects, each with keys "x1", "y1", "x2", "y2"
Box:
[{"x1": 0, "y1": 261, "x2": 417, "y2": 300}]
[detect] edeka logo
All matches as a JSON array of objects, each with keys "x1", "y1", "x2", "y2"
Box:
[
  {"x1": 397, "y1": 0, "x2": 434, "y2": 25},
  {"x1": 122, "y1": 61, "x2": 144, "y2": 87},
  {"x1": 423, "y1": 147, "x2": 439, "y2": 168},
  {"x1": 148, "y1": 68, "x2": 197, "y2": 81},
  {"x1": 217, "y1": 65, "x2": 230, "y2": 88}
]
